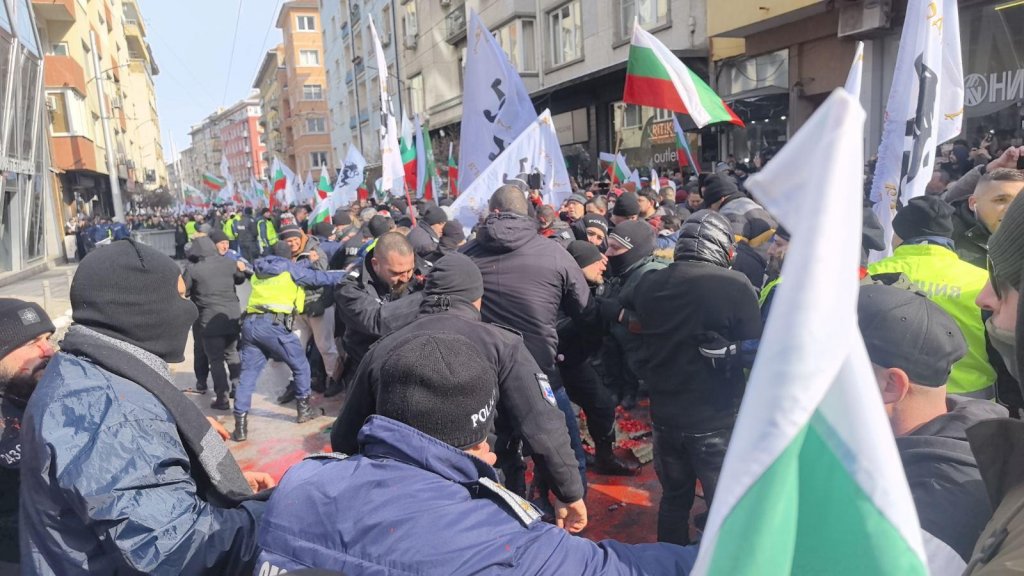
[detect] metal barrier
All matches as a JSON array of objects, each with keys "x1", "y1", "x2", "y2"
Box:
[{"x1": 131, "y1": 230, "x2": 178, "y2": 258}]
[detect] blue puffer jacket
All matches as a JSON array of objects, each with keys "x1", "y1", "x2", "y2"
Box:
[
  {"x1": 19, "y1": 351, "x2": 264, "y2": 575},
  {"x1": 256, "y1": 416, "x2": 697, "y2": 575}
]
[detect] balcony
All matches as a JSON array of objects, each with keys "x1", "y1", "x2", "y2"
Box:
[
  {"x1": 31, "y1": 0, "x2": 74, "y2": 22},
  {"x1": 44, "y1": 55, "x2": 87, "y2": 95},
  {"x1": 51, "y1": 136, "x2": 100, "y2": 172},
  {"x1": 445, "y1": 3, "x2": 466, "y2": 45},
  {"x1": 124, "y1": 19, "x2": 144, "y2": 40}
]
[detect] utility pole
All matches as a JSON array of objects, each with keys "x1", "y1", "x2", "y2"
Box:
[{"x1": 90, "y1": 31, "x2": 125, "y2": 222}]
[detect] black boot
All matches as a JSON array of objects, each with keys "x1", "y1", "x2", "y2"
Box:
[
  {"x1": 231, "y1": 412, "x2": 248, "y2": 442},
  {"x1": 194, "y1": 381, "x2": 208, "y2": 395},
  {"x1": 210, "y1": 393, "x2": 230, "y2": 410},
  {"x1": 296, "y1": 396, "x2": 315, "y2": 423},
  {"x1": 277, "y1": 381, "x2": 297, "y2": 404},
  {"x1": 593, "y1": 444, "x2": 640, "y2": 476},
  {"x1": 324, "y1": 378, "x2": 345, "y2": 398}
]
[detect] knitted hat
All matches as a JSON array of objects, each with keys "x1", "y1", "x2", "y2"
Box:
[
  {"x1": 367, "y1": 215, "x2": 394, "y2": 238},
  {"x1": 0, "y1": 299, "x2": 54, "y2": 361},
  {"x1": 859, "y1": 284, "x2": 966, "y2": 387},
  {"x1": 988, "y1": 193, "x2": 1024, "y2": 381},
  {"x1": 613, "y1": 192, "x2": 640, "y2": 217},
  {"x1": 71, "y1": 240, "x2": 198, "y2": 362},
  {"x1": 377, "y1": 332, "x2": 498, "y2": 449},
  {"x1": 701, "y1": 174, "x2": 740, "y2": 209},
  {"x1": 208, "y1": 229, "x2": 230, "y2": 244},
  {"x1": 582, "y1": 214, "x2": 609, "y2": 235},
  {"x1": 424, "y1": 253, "x2": 484, "y2": 304},
  {"x1": 439, "y1": 220, "x2": 466, "y2": 251},
  {"x1": 566, "y1": 194, "x2": 587, "y2": 207},
  {"x1": 278, "y1": 224, "x2": 304, "y2": 241},
  {"x1": 892, "y1": 196, "x2": 955, "y2": 241},
  {"x1": 332, "y1": 208, "x2": 352, "y2": 226},
  {"x1": 567, "y1": 240, "x2": 603, "y2": 269},
  {"x1": 422, "y1": 205, "x2": 448, "y2": 226},
  {"x1": 313, "y1": 221, "x2": 335, "y2": 238}
]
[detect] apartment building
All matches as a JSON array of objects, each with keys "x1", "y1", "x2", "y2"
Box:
[
  {"x1": 187, "y1": 109, "x2": 223, "y2": 187},
  {"x1": 277, "y1": 0, "x2": 334, "y2": 176},
  {"x1": 254, "y1": 44, "x2": 287, "y2": 179},
  {"x1": 217, "y1": 95, "x2": 266, "y2": 185},
  {"x1": 34, "y1": 0, "x2": 167, "y2": 218},
  {"x1": 0, "y1": 0, "x2": 59, "y2": 273}
]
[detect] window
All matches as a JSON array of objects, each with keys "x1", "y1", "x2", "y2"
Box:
[
  {"x1": 296, "y1": 15, "x2": 316, "y2": 31},
  {"x1": 653, "y1": 107, "x2": 673, "y2": 121},
  {"x1": 303, "y1": 84, "x2": 324, "y2": 100},
  {"x1": 311, "y1": 151, "x2": 328, "y2": 168},
  {"x1": 495, "y1": 19, "x2": 536, "y2": 73},
  {"x1": 622, "y1": 104, "x2": 642, "y2": 128},
  {"x1": 381, "y1": 4, "x2": 392, "y2": 45},
  {"x1": 50, "y1": 42, "x2": 69, "y2": 56},
  {"x1": 619, "y1": 0, "x2": 669, "y2": 40},
  {"x1": 48, "y1": 92, "x2": 70, "y2": 133},
  {"x1": 408, "y1": 73, "x2": 424, "y2": 117},
  {"x1": 548, "y1": 1, "x2": 582, "y2": 67},
  {"x1": 299, "y1": 49, "x2": 320, "y2": 66},
  {"x1": 306, "y1": 116, "x2": 326, "y2": 133}
]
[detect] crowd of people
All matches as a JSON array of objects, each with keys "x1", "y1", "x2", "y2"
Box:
[{"x1": 0, "y1": 137, "x2": 1022, "y2": 574}]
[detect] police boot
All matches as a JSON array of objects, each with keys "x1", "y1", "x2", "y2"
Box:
[
  {"x1": 210, "y1": 393, "x2": 230, "y2": 411},
  {"x1": 593, "y1": 443, "x2": 640, "y2": 476},
  {"x1": 277, "y1": 381, "x2": 297, "y2": 404},
  {"x1": 231, "y1": 413, "x2": 248, "y2": 442},
  {"x1": 296, "y1": 396, "x2": 315, "y2": 423}
]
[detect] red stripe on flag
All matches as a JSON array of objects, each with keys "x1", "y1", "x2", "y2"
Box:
[{"x1": 624, "y1": 75, "x2": 745, "y2": 127}]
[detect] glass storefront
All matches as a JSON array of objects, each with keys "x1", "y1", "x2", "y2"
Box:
[{"x1": 0, "y1": 0, "x2": 52, "y2": 273}]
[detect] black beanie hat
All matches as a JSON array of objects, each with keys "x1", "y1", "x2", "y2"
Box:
[
  {"x1": 278, "y1": 224, "x2": 303, "y2": 241},
  {"x1": 988, "y1": 193, "x2": 1024, "y2": 382},
  {"x1": 439, "y1": 220, "x2": 466, "y2": 251},
  {"x1": 332, "y1": 208, "x2": 352, "y2": 226},
  {"x1": 71, "y1": 240, "x2": 198, "y2": 363},
  {"x1": 208, "y1": 229, "x2": 230, "y2": 244},
  {"x1": 582, "y1": 214, "x2": 609, "y2": 235},
  {"x1": 424, "y1": 252, "x2": 484, "y2": 304},
  {"x1": 0, "y1": 299, "x2": 54, "y2": 360},
  {"x1": 422, "y1": 205, "x2": 448, "y2": 226},
  {"x1": 377, "y1": 332, "x2": 498, "y2": 449},
  {"x1": 313, "y1": 221, "x2": 335, "y2": 238},
  {"x1": 567, "y1": 240, "x2": 603, "y2": 269},
  {"x1": 892, "y1": 196, "x2": 955, "y2": 241},
  {"x1": 368, "y1": 215, "x2": 394, "y2": 238},
  {"x1": 701, "y1": 174, "x2": 740, "y2": 209},
  {"x1": 607, "y1": 220, "x2": 656, "y2": 277},
  {"x1": 613, "y1": 192, "x2": 640, "y2": 217}
]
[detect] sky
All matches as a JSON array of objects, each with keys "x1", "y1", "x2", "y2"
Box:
[{"x1": 137, "y1": 0, "x2": 283, "y2": 163}]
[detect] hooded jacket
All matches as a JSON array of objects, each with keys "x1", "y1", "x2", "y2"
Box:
[
  {"x1": 898, "y1": 396, "x2": 1007, "y2": 566},
  {"x1": 406, "y1": 220, "x2": 444, "y2": 263},
  {"x1": 295, "y1": 235, "x2": 334, "y2": 316},
  {"x1": 183, "y1": 237, "x2": 246, "y2": 336},
  {"x1": 461, "y1": 213, "x2": 590, "y2": 380},
  {"x1": 674, "y1": 211, "x2": 735, "y2": 268}
]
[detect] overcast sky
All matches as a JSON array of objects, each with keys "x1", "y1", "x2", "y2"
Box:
[{"x1": 139, "y1": 0, "x2": 282, "y2": 163}]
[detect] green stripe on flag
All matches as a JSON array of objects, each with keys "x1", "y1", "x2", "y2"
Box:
[
  {"x1": 686, "y1": 68, "x2": 734, "y2": 121},
  {"x1": 707, "y1": 415, "x2": 927, "y2": 576},
  {"x1": 626, "y1": 46, "x2": 672, "y2": 81}
]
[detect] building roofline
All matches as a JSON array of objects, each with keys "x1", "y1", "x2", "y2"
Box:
[
  {"x1": 276, "y1": 0, "x2": 319, "y2": 29},
  {"x1": 253, "y1": 48, "x2": 281, "y2": 89}
]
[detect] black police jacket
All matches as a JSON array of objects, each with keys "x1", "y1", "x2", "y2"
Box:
[{"x1": 331, "y1": 300, "x2": 585, "y2": 503}]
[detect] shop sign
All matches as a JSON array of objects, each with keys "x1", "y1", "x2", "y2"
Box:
[
  {"x1": 964, "y1": 69, "x2": 1024, "y2": 107},
  {"x1": 649, "y1": 120, "x2": 675, "y2": 145},
  {"x1": 0, "y1": 156, "x2": 33, "y2": 174}
]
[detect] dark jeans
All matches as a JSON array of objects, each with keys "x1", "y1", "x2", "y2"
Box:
[
  {"x1": 236, "y1": 315, "x2": 310, "y2": 414},
  {"x1": 653, "y1": 425, "x2": 733, "y2": 546},
  {"x1": 203, "y1": 332, "x2": 240, "y2": 396},
  {"x1": 602, "y1": 336, "x2": 640, "y2": 401},
  {"x1": 192, "y1": 322, "x2": 209, "y2": 387},
  {"x1": 560, "y1": 360, "x2": 617, "y2": 449}
]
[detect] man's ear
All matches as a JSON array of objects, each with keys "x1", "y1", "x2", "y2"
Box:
[
  {"x1": 968, "y1": 195, "x2": 978, "y2": 214},
  {"x1": 880, "y1": 367, "x2": 911, "y2": 404}
]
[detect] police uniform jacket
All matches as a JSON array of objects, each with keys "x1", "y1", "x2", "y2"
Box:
[{"x1": 331, "y1": 300, "x2": 585, "y2": 503}]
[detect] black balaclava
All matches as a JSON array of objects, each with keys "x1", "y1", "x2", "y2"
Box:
[
  {"x1": 71, "y1": 239, "x2": 198, "y2": 363},
  {"x1": 607, "y1": 220, "x2": 655, "y2": 277}
]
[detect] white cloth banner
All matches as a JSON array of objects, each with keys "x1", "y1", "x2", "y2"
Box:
[
  {"x1": 458, "y1": 9, "x2": 536, "y2": 193},
  {"x1": 334, "y1": 146, "x2": 367, "y2": 205},
  {"x1": 845, "y1": 41, "x2": 865, "y2": 98},
  {"x1": 369, "y1": 17, "x2": 405, "y2": 195},
  {"x1": 869, "y1": 0, "x2": 963, "y2": 260},
  {"x1": 450, "y1": 109, "x2": 571, "y2": 234}
]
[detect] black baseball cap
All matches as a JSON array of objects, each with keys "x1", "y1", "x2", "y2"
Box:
[{"x1": 858, "y1": 284, "x2": 966, "y2": 387}]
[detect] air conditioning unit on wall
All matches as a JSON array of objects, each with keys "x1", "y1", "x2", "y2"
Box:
[{"x1": 837, "y1": 0, "x2": 892, "y2": 38}]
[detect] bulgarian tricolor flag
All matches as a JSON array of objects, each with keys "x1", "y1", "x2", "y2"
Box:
[
  {"x1": 624, "y1": 22, "x2": 743, "y2": 128},
  {"x1": 400, "y1": 115, "x2": 417, "y2": 192},
  {"x1": 317, "y1": 167, "x2": 333, "y2": 201},
  {"x1": 672, "y1": 115, "x2": 700, "y2": 174},
  {"x1": 202, "y1": 173, "x2": 226, "y2": 192},
  {"x1": 693, "y1": 91, "x2": 927, "y2": 575},
  {"x1": 271, "y1": 165, "x2": 287, "y2": 210},
  {"x1": 447, "y1": 142, "x2": 459, "y2": 197}
]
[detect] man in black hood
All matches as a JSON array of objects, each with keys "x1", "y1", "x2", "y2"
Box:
[
  {"x1": 406, "y1": 204, "x2": 448, "y2": 263},
  {"x1": 625, "y1": 210, "x2": 762, "y2": 546},
  {"x1": 860, "y1": 284, "x2": 1005, "y2": 572}
]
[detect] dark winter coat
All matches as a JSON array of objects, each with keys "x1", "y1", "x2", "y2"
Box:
[
  {"x1": 183, "y1": 237, "x2": 246, "y2": 336},
  {"x1": 950, "y1": 198, "x2": 990, "y2": 269},
  {"x1": 297, "y1": 235, "x2": 334, "y2": 316},
  {"x1": 461, "y1": 213, "x2": 590, "y2": 381},
  {"x1": 407, "y1": 220, "x2": 444, "y2": 263}
]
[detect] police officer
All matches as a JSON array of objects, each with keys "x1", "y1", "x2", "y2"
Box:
[
  {"x1": 234, "y1": 207, "x2": 260, "y2": 262},
  {"x1": 256, "y1": 208, "x2": 278, "y2": 257},
  {"x1": 869, "y1": 196, "x2": 997, "y2": 398},
  {"x1": 332, "y1": 253, "x2": 587, "y2": 532},
  {"x1": 260, "y1": 333, "x2": 697, "y2": 574},
  {"x1": 221, "y1": 210, "x2": 241, "y2": 252},
  {"x1": 233, "y1": 242, "x2": 345, "y2": 441},
  {"x1": 334, "y1": 232, "x2": 427, "y2": 381}
]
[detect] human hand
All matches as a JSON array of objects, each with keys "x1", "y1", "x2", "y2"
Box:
[
  {"x1": 243, "y1": 471, "x2": 277, "y2": 492},
  {"x1": 236, "y1": 261, "x2": 246, "y2": 272},
  {"x1": 554, "y1": 498, "x2": 588, "y2": 533},
  {"x1": 207, "y1": 417, "x2": 230, "y2": 440},
  {"x1": 987, "y1": 146, "x2": 1022, "y2": 172},
  {"x1": 308, "y1": 251, "x2": 320, "y2": 263}
]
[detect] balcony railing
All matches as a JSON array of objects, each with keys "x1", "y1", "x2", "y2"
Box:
[{"x1": 445, "y1": 4, "x2": 466, "y2": 44}]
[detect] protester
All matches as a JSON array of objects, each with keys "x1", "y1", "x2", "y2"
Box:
[
  {"x1": 702, "y1": 174, "x2": 759, "y2": 219},
  {"x1": 562, "y1": 193, "x2": 587, "y2": 224},
  {"x1": 332, "y1": 253, "x2": 587, "y2": 530},
  {"x1": 19, "y1": 240, "x2": 274, "y2": 575},
  {"x1": 869, "y1": 196, "x2": 997, "y2": 398},
  {"x1": 860, "y1": 284, "x2": 1005, "y2": 571},
  {"x1": 233, "y1": 207, "x2": 260, "y2": 262},
  {"x1": 439, "y1": 219, "x2": 467, "y2": 253},
  {"x1": 257, "y1": 333, "x2": 698, "y2": 574},
  {"x1": 950, "y1": 169, "x2": 1023, "y2": 268},
  {"x1": 610, "y1": 192, "x2": 641, "y2": 226},
  {"x1": 407, "y1": 204, "x2": 448, "y2": 263},
  {"x1": 637, "y1": 187, "x2": 662, "y2": 230},
  {"x1": 627, "y1": 210, "x2": 762, "y2": 545},
  {"x1": 0, "y1": 300, "x2": 54, "y2": 570}
]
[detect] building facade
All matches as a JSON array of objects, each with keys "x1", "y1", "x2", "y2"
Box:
[
  {"x1": 277, "y1": 0, "x2": 334, "y2": 177},
  {"x1": 34, "y1": 0, "x2": 167, "y2": 218},
  {"x1": 217, "y1": 95, "x2": 266, "y2": 185},
  {"x1": 0, "y1": 0, "x2": 58, "y2": 273},
  {"x1": 254, "y1": 45, "x2": 287, "y2": 179},
  {"x1": 186, "y1": 109, "x2": 224, "y2": 187}
]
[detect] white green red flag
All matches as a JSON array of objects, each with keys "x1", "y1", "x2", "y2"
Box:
[
  {"x1": 400, "y1": 115, "x2": 417, "y2": 192},
  {"x1": 692, "y1": 90, "x2": 928, "y2": 576},
  {"x1": 317, "y1": 167, "x2": 333, "y2": 201},
  {"x1": 447, "y1": 142, "x2": 458, "y2": 197},
  {"x1": 599, "y1": 152, "x2": 630, "y2": 184},
  {"x1": 414, "y1": 115, "x2": 436, "y2": 200},
  {"x1": 672, "y1": 115, "x2": 699, "y2": 174},
  {"x1": 202, "y1": 173, "x2": 226, "y2": 192},
  {"x1": 624, "y1": 22, "x2": 743, "y2": 128}
]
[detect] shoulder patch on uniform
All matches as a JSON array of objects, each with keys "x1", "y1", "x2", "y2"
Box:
[
  {"x1": 478, "y1": 476, "x2": 543, "y2": 527},
  {"x1": 536, "y1": 373, "x2": 557, "y2": 407},
  {"x1": 488, "y1": 323, "x2": 523, "y2": 338},
  {"x1": 347, "y1": 269, "x2": 361, "y2": 279},
  {"x1": 303, "y1": 452, "x2": 351, "y2": 461}
]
